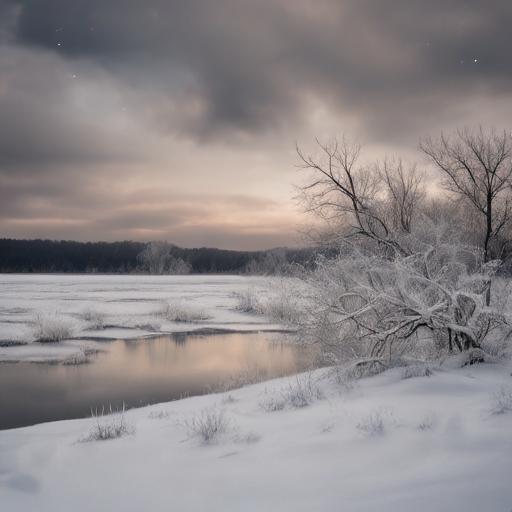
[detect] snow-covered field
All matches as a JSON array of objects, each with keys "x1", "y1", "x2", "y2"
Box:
[
  {"x1": 0, "y1": 274, "x2": 280, "y2": 362},
  {"x1": 1, "y1": 274, "x2": 512, "y2": 511},
  {"x1": 1, "y1": 362, "x2": 512, "y2": 511}
]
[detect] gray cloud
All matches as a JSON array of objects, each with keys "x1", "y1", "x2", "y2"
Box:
[
  {"x1": 4, "y1": 0, "x2": 512, "y2": 143},
  {"x1": 0, "y1": 45, "x2": 146, "y2": 170},
  {"x1": 2, "y1": 0, "x2": 512, "y2": 249}
]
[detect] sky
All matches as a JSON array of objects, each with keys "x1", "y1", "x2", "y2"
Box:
[{"x1": 1, "y1": 0, "x2": 512, "y2": 250}]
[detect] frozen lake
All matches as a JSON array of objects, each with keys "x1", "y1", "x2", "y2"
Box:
[
  {"x1": 0, "y1": 274, "x2": 308, "y2": 429},
  {"x1": 0, "y1": 331, "x2": 312, "y2": 430},
  {"x1": 0, "y1": 274, "x2": 286, "y2": 352}
]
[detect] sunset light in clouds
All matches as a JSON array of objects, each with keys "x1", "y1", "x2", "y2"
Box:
[{"x1": 2, "y1": 1, "x2": 512, "y2": 250}]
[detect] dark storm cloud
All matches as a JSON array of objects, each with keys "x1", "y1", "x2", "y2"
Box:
[{"x1": 4, "y1": 0, "x2": 512, "y2": 144}]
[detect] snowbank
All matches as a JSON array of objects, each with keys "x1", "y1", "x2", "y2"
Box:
[{"x1": 1, "y1": 363, "x2": 512, "y2": 511}]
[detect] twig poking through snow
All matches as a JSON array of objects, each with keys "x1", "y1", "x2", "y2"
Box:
[
  {"x1": 157, "y1": 301, "x2": 211, "y2": 323},
  {"x1": 177, "y1": 405, "x2": 233, "y2": 444},
  {"x1": 79, "y1": 404, "x2": 135, "y2": 442}
]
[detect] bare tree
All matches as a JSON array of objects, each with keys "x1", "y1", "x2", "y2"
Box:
[
  {"x1": 420, "y1": 127, "x2": 512, "y2": 262},
  {"x1": 376, "y1": 158, "x2": 425, "y2": 234},
  {"x1": 420, "y1": 195, "x2": 484, "y2": 248},
  {"x1": 295, "y1": 135, "x2": 511, "y2": 364},
  {"x1": 296, "y1": 137, "x2": 424, "y2": 256}
]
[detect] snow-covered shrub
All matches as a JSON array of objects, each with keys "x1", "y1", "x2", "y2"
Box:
[
  {"x1": 233, "y1": 287, "x2": 261, "y2": 313},
  {"x1": 80, "y1": 406, "x2": 135, "y2": 442},
  {"x1": 261, "y1": 295, "x2": 300, "y2": 325},
  {"x1": 221, "y1": 394, "x2": 238, "y2": 405},
  {"x1": 326, "y1": 364, "x2": 357, "y2": 393},
  {"x1": 302, "y1": 243, "x2": 511, "y2": 366},
  {"x1": 234, "y1": 430, "x2": 261, "y2": 443},
  {"x1": 233, "y1": 279, "x2": 306, "y2": 325},
  {"x1": 31, "y1": 310, "x2": 75, "y2": 342},
  {"x1": 481, "y1": 336, "x2": 511, "y2": 361},
  {"x1": 259, "y1": 278, "x2": 304, "y2": 325},
  {"x1": 178, "y1": 405, "x2": 232, "y2": 444},
  {"x1": 492, "y1": 384, "x2": 512, "y2": 414},
  {"x1": 353, "y1": 407, "x2": 393, "y2": 436},
  {"x1": 282, "y1": 373, "x2": 325, "y2": 408},
  {"x1": 157, "y1": 301, "x2": 211, "y2": 323},
  {"x1": 258, "y1": 373, "x2": 325, "y2": 412},
  {"x1": 479, "y1": 278, "x2": 512, "y2": 359},
  {"x1": 148, "y1": 410, "x2": 173, "y2": 419},
  {"x1": 257, "y1": 388, "x2": 287, "y2": 412},
  {"x1": 134, "y1": 318, "x2": 162, "y2": 331},
  {"x1": 81, "y1": 307, "x2": 106, "y2": 330}
]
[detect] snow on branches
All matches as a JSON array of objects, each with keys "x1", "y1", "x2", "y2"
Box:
[{"x1": 303, "y1": 243, "x2": 510, "y2": 365}]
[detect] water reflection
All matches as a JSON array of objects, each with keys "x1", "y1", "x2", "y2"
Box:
[{"x1": 0, "y1": 332, "x2": 312, "y2": 430}]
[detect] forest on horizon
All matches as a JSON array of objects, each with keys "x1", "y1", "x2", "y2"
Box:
[{"x1": 0, "y1": 238, "x2": 316, "y2": 274}]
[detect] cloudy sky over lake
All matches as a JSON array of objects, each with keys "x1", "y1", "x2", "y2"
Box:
[{"x1": 1, "y1": 0, "x2": 512, "y2": 250}]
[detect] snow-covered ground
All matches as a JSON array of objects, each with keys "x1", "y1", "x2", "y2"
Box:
[
  {"x1": 1, "y1": 362, "x2": 512, "y2": 511},
  {"x1": 1, "y1": 274, "x2": 512, "y2": 511},
  {"x1": 0, "y1": 274, "x2": 281, "y2": 362}
]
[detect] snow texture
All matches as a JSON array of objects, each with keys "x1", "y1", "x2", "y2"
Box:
[
  {"x1": 1, "y1": 275, "x2": 512, "y2": 511},
  {"x1": 0, "y1": 274, "x2": 281, "y2": 363},
  {"x1": 0, "y1": 363, "x2": 511, "y2": 511}
]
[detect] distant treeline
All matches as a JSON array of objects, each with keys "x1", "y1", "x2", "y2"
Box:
[{"x1": 0, "y1": 239, "x2": 318, "y2": 274}]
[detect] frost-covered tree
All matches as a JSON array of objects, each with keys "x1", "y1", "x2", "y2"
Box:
[
  {"x1": 137, "y1": 241, "x2": 171, "y2": 274},
  {"x1": 296, "y1": 137, "x2": 424, "y2": 255},
  {"x1": 137, "y1": 241, "x2": 191, "y2": 275},
  {"x1": 168, "y1": 257, "x2": 192, "y2": 275},
  {"x1": 296, "y1": 136, "x2": 511, "y2": 365},
  {"x1": 420, "y1": 127, "x2": 512, "y2": 261}
]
